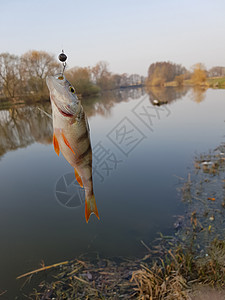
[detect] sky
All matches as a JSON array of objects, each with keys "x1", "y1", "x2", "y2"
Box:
[{"x1": 1, "y1": 0, "x2": 225, "y2": 76}]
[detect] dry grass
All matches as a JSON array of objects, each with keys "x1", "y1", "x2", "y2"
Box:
[
  {"x1": 17, "y1": 239, "x2": 225, "y2": 299},
  {"x1": 131, "y1": 239, "x2": 225, "y2": 299},
  {"x1": 18, "y1": 256, "x2": 139, "y2": 299},
  {"x1": 131, "y1": 263, "x2": 189, "y2": 300}
]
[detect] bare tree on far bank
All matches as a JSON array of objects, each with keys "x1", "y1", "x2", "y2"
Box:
[
  {"x1": 20, "y1": 50, "x2": 61, "y2": 99},
  {"x1": 146, "y1": 61, "x2": 187, "y2": 87},
  {"x1": 0, "y1": 51, "x2": 60, "y2": 102},
  {"x1": 0, "y1": 53, "x2": 21, "y2": 98},
  {"x1": 208, "y1": 66, "x2": 225, "y2": 77}
]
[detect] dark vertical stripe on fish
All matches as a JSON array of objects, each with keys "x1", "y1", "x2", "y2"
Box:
[
  {"x1": 84, "y1": 161, "x2": 92, "y2": 169},
  {"x1": 77, "y1": 129, "x2": 89, "y2": 143},
  {"x1": 87, "y1": 175, "x2": 92, "y2": 182},
  {"x1": 78, "y1": 144, "x2": 91, "y2": 160}
]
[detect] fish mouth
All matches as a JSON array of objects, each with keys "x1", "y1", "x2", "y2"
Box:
[
  {"x1": 51, "y1": 94, "x2": 74, "y2": 118},
  {"x1": 57, "y1": 107, "x2": 74, "y2": 117}
]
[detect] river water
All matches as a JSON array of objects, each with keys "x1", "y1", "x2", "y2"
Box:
[{"x1": 0, "y1": 86, "x2": 224, "y2": 297}]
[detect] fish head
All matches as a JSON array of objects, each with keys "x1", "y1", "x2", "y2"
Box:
[{"x1": 46, "y1": 73, "x2": 80, "y2": 117}]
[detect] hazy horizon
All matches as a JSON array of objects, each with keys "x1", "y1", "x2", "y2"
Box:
[{"x1": 1, "y1": 0, "x2": 225, "y2": 76}]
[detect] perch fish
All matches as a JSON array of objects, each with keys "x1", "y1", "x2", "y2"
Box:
[{"x1": 46, "y1": 74, "x2": 99, "y2": 223}]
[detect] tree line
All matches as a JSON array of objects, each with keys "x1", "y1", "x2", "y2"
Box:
[
  {"x1": 1, "y1": 50, "x2": 224, "y2": 102},
  {"x1": 0, "y1": 51, "x2": 60, "y2": 100},
  {"x1": 0, "y1": 51, "x2": 145, "y2": 102},
  {"x1": 146, "y1": 61, "x2": 225, "y2": 87}
]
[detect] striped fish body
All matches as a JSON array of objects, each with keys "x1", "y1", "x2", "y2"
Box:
[
  {"x1": 53, "y1": 105, "x2": 93, "y2": 197},
  {"x1": 46, "y1": 74, "x2": 99, "y2": 223}
]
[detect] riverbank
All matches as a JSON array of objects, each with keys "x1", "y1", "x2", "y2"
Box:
[
  {"x1": 163, "y1": 76, "x2": 225, "y2": 88},
  {"x1": 0, "y1": 96, "x2": 50, "y2": 110},
  {"x1": 16, "y1": 235, "x2": 225, "y2": 299},
  {"x1": 15, "y1": 143, "x2": 225, "y2": 299},
  {"x1": 0, "y1": 85, "x2": 146, "y2": 110}
]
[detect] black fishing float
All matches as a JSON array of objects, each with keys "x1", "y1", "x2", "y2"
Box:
[{"x1": 58, "y1": 50, "x2": 67, "y2": 74}]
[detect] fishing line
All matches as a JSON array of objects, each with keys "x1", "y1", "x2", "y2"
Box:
[{"x1": 37, "y1": 107, "x2": 52, "y2": 119}]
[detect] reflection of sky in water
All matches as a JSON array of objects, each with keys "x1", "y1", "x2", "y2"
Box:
[{"x1": 0, "y1": 88, "x2": 225, "y2": 296}]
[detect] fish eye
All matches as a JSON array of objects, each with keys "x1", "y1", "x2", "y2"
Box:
[
  {"x1": 70, "y1": 86, "x2": 75, "y2": 93},
  {"x1": 58, "y1": 76, "x2": 64, "y2": 80}
]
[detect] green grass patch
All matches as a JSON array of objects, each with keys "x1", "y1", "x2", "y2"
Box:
[{"x1": 207, "y1": 77, "x2": 225, "y2": 88}]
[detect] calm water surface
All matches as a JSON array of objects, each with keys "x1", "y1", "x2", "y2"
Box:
[{"x1": 0, "y1": 87, "x2": 225, "y2": 297}]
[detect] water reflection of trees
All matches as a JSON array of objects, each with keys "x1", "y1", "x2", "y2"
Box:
[
  {"x1": 1, "y1": 87, "x2": 194, "y2": 157},
  {"x1": 190, "y1": 87, "x2": 207, "y2": 103},
  {"x1": 146, "y1": 86, "x2": 189, "y2": 105},
  {"x1": 0, "y1": 86, "x2": 209, "y2": 158},
  {"x1": 0, "y1": 104, "x2": 53, "y2": 157},
  {"x1": 82, "y1": 87, "x2": 145, "y2": 117},
  {"x1": 0, "y1": 88, "x2": 145, "y2": 157}
]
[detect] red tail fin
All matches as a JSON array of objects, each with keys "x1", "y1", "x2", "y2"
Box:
[{"x1": 85, "y1": 195, "x2": 99, "y2": 223}]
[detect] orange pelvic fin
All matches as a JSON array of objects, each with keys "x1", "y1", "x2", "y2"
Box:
[
  {"x1": 85, "y1": 195, "x2": 100, "y2": 223},
  {"x1": 62, "y1": 132, "x2": 76, "y2": 155},
  {"x1": 53, "y1": 133, "x2": 60, "y2": 156},
  {"x1": 74, "y1": 168, "x2": 83, "y2": 188}
]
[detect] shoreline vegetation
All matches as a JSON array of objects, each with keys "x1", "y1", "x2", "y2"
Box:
[
  {"x1": 16, "y1": 238, "x2": 225, "y2": 299},
  {"x1": 16, "y1": 143, "x2": 225, "y2": 299},
  {"x1": 145, "y1": 62, "x2": 225, "y2": 88},
  {"x1": 0, "y1": 51, "x2": 225, "y2": 108},
  {"x1": 164, "y1": 76, "x2": 225, "y2": 88},
  {"x1": 0, "y1": 50, "x2": 145, "y2": 107}
]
